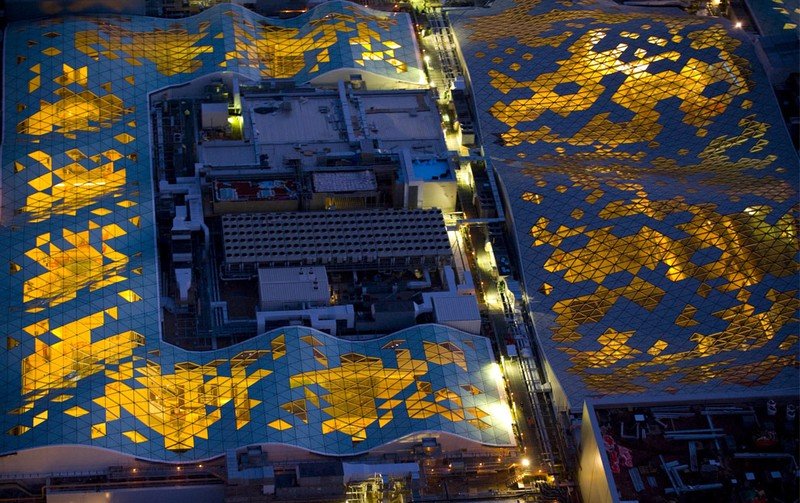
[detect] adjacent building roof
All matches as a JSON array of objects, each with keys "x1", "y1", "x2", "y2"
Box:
[
  {"x1": 433, "y1": 296, "x2": 481, "y2": 323},
  {"x1": 313, "y1": 171, "x2": 378, "y2": 193},
  {"x1": 0, "y1": 3, "x2": 491, "y2": 462},
  {"x1": 221, "y1": 209, "x2": 452, "y2": 265},
  {"x1": 744, "y1": 0, "x2": 799, "y2": 36},
  {"x1": 744, "y1": 0, "x2": 799, "y2": 79},
  {"x1": 258, "y1": 266, "x2": 330, "y2": 308},
  {"x1": 239, "y1": 89, "x2": 446, "y2": 172},
  {"x1": 214, "y1": 179, "x2": 299, "y2": 202},
  {"x1": 452, "y1": 0, "x2": 799, "y2": 409}
]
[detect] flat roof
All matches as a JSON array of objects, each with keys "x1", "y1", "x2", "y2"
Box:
[
  {"x1": 221, "y1": 209, "x2": 452, "y2": 264},
  {"x1": 433, "y1": 295, "x2": 481, "y2": 322},
  {"x1": 258, "y1": 266, "x2": 329, "y2": 305},
  {"x1": 358, "y1": 93, "x2": 444, "y2": 142},
  {"x1": 214, "y1": 179, "x2": 299, "y2": 202},
  {"x1": 312, "y1": 171, "x2": 378, "y2": 193},
  {"x1": 248, "y1": 95, "x2": 343, "y2": 146},
  {"x1": 200, "y1": 141, "x2": 258, "y2": 166},
  {"x1": 590, "y1": 398, "x2": 799, "y2": 500},
  {"x1": 240, "y1": 89, "x2": 447, "y2": 170}
]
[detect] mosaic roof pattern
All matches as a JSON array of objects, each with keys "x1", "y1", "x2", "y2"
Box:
[
  {"x1": 2, "y1": 323, "x2": 511, "y2": 459},
  {"x1": 452, "y1": 0, "x2": 799, "y2": 408},
  {"x1": 745, "y1": 0, "x2": 799, "y2": 35},
  {"x1": 0, "y1": 4, "x2": 501, "y2": 461},
  {"x1": 222, "y1": 1, "x2": 423, "y2": 83}
]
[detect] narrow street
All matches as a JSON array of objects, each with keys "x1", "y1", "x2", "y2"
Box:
[
  {"x1": 366, "y1": 1, "x2": 576, "y2": 497},
  {"x1": 410, "y1": 3, "x2": 576, "y2": 498}
]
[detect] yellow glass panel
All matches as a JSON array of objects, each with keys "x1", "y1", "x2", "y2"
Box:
[
  {"x1": 8, "y1": 425, "x2": 31, "y2": 436},
  {"x1": 28, "y1": 75, "x2": 40, "y2": 93},
  {"x1": 122, "y1": 430, "x2": 148, "y2": 443},
  {"x1": 64, "y1": 406, "x2": 89, "y2": 417},
  {"x1": 75, "y1": 26, "x2": 213, "y2": 76},
  {"x1": 32, "y1": 411, "x2": 48, "y2": 427},
  {"x1": 268, "y1": 419, "x2": 293, "y2": 430},
  {"x1": 23, "y1": 319, "x2": 49, "y2": 337},
  {"x1": 118, "y1": 290, "x2": 142, "y2": 302},
  {"x1": 113, "y1": 133, "x2": 135, "y2": 144},
  {"x1": 18, "y1": 90, "x2": 124, "y2": 137},
  {"x1": 91, "y1": 423, "x2": 106, "y2": 438}
]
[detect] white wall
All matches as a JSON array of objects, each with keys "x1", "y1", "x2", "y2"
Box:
[
  {"x1": 578, "y1": 403, "x2": 617, "y2": 503},
  {"x1": 439, "y1": 318, "x2": 481, "y2": 335}
]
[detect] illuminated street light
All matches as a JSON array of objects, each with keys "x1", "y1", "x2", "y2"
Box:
[{"x1": 521, "y1": 458, "x2": 531, "y2": 468}]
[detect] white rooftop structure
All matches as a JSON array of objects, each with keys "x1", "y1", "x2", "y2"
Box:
[
  {"x1": 432, "y1": 295, "x2": 482, "y2": 335},
  {"x1": 200, "y1": 141, "x2": 258, "y2": 167},
  {"x1": 201, "y1": 102, "x2": 229, "y2": 129},
  {"x1": 313, "y1": 171, "x2": 377, "y2": 193},
  {"x1": 200, "y1": 88, "x2": 448, "y2": 172},
  {"x1": 258, "y1": 266, "x2": 330, "y2": 311}
]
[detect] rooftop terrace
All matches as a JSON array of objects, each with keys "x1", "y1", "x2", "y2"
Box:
[{"x1": 594, "y1": 399, "x2": 799, "y2": 501}]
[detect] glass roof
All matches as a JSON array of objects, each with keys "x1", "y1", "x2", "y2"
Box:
[
  {"x1": 744, "y1": 0, "x2": 799, "y2": 36},
  {"x1": 2, "y1": 323, "x2": 512, "y2": 460},
  {"x1": 0, "y1": 3, "x2": 502, "y2": 461},
  {"x1": 452, "y1": 0, "x2": 799, "y2": 408}
]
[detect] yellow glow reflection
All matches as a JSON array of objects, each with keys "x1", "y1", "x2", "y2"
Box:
[{"x1": 17, "y1": 89, "x2": 125, "y2": 136}]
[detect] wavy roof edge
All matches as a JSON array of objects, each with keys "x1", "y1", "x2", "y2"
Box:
[
  {"x1": 213, "y1": 1, "x2": 426, "y2": 87},
  {"x1": 0, "y1": 427, "x2": 512, "y2": 472}
]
